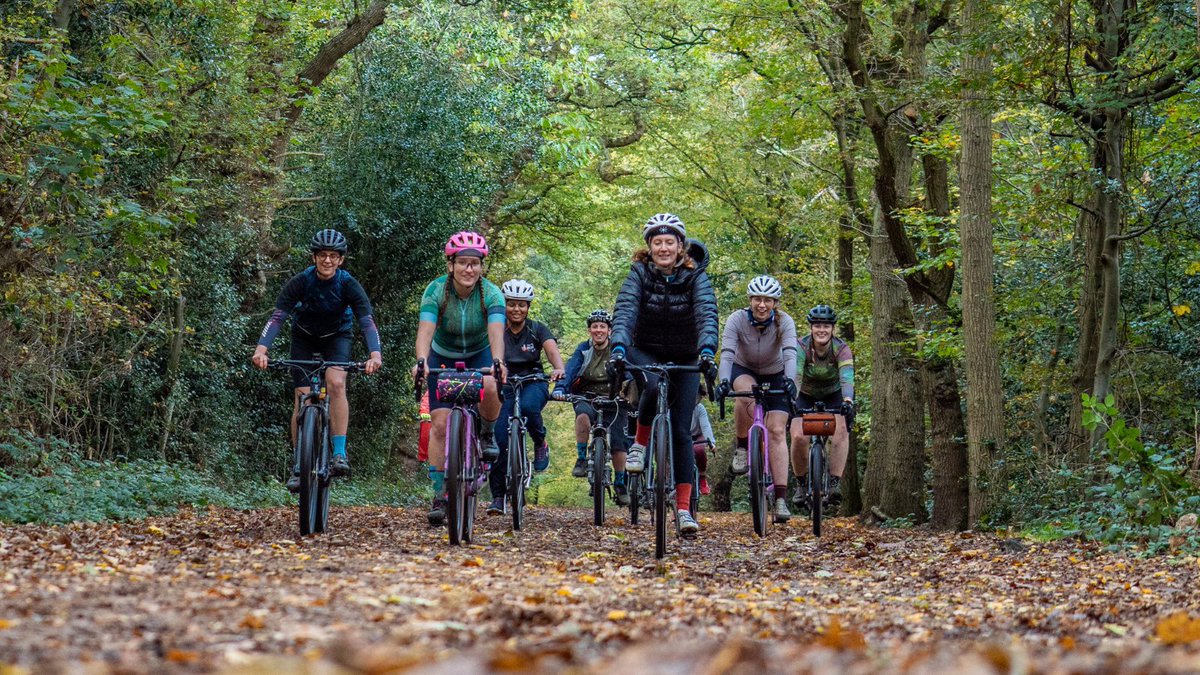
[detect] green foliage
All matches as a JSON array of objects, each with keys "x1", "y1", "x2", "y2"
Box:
[{"x1": 1078, "y1": 394, "x2": 1200, "y2": 551}]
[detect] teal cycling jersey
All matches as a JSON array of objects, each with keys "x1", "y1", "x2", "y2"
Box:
[{"x1": 418, "y1": 275, "x2": 505, "y2": 357}]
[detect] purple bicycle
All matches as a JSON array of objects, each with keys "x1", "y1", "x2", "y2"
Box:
[
  {"x1": 414, "y1": 359, "x2": 493, "y2": 546},
  {"x1": 719, "y1": 382, "x2": 792, "y2": 537}
]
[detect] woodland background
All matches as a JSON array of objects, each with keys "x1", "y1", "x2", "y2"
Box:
[{"x1": 2, "y1": 0, "x2": 1199, "y2": 550}]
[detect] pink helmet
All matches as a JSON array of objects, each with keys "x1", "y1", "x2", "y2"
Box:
[{"x1": 445, "y1": 231, "x2": 489, "y2": 258}]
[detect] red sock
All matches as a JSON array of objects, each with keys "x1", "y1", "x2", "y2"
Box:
[
  {"x1": 635, "y1": 424, "x2": 651, "y2": 446},
  {"x1": 676, "y1": 483, "x2": 692, "y2": 511}
]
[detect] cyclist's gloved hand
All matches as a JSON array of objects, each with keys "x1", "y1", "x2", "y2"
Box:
[
  {"x1": 782, "y1": 378, "x2": 797, "y2": 400},
  {"x1": 606, "y1": 348, "x2": 626, "y2": 382},
  {"x1": 716, "y1": 379, "x2": 732, "y2": 400},
  {"x1": 698, "y1": 349, "x2": 717, "y2": 379},
  {"x1": 842, "y1": 398, "x2": 856, "y2": 423},
  {"x1": 551, "y1": 388, "x2": 566, "y2": 401}
]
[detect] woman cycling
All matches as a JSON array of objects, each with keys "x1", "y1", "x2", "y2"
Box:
[
  {"x1": 608, "y1": 213, "x2": 718, "y2": 536},
  {"x1": 486, "y1": 279, "x2": 565, "y2": 515},
  {"x1": 790, "y1": 304, "x2": 855, "y2": 511},
  {"x1": 716, "y1": 275, "x2": 798, "y2": 523},
  {"x1": 412, "y1": 232, "x2": 507, "y2": 526},
  {"x1": 552, "y1": 309, "x2": 633, "y2": 506},
  {"x1": 251, "y1": 229, "x2": 382, "y2": 490}
]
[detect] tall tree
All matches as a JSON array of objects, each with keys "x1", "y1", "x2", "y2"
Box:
[{"x1": 958, "y1": 0, "x2": 1004, "y2": 524}]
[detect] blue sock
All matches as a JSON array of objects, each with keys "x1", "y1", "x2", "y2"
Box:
[
  {"x1": 332, "y1": 435, "x2": 347, "y2": 457},
  {"x1": 576, "y1": 442, "x2": 588, "y2": 459},
  {"x1": 615, "y1": 471, "x2": 627, "y2": 486},
  {"x1": 428, "y1": 466, "x2": 445, "y2": 496}
]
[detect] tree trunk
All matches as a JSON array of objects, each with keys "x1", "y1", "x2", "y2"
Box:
[
  {"x1": 1090, "y1": 111, "x2": 1127, "y2": 436},
  {"x1": 958, "y1": 0, "x2": 1005, "y2": 526},
  {"x1": 862, "y1": 198, "x2": 927, "y2": 523},
  {"x1": 922, "y1": 320, "x2": 969, "y2": 531}
]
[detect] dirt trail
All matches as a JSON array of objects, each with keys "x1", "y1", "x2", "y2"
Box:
[{"x1": 1, "y1": 506, "x2": 1199, "y2": 673}]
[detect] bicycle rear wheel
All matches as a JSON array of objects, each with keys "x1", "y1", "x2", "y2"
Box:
[
  {"x1": 809, "y1": 438, "x2": 825, "y2": 537},
  {"x1": 314, "y1": 425, "x2": 332, "y2": 533},
  {"x1": 508, "y1": 422, "x2": 525, "y2": 531},
  {"x1": 591, "y1": 436, "x2": 607, "y2": 526},
  {"x1": 446, "y1": 409, "x2": 466, "y2": 545},
  {"x1": 297, "y1": 406, "x2": 322, "y2": 536},
  {"x1": 628, "y1": 473, "x2": 642, "y2": 525},
  {"x1": 749, "y1": 425, "x2": 768, "y2": 537},
  {"x1": 653, "y1": 416, "x2": 670, "y2": 559}
]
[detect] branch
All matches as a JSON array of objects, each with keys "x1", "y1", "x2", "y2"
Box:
[
  {"x1": 602, "y1": 111, "x2": 646, "y2": 149},
  {"x1": 281, "y1": 195, "x2": 324, "y2": 205}
]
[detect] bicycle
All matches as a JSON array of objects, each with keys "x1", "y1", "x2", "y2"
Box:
[
  {"x1": 414, "y1": 359, "x2": 494, "y2": 546},
  {"x1": 268, "y1": 358, "x2": 365, "y2": 536},
  {"x1": 718, "y1": 383, "x2": 792, "y2": 537},
  {"x1": 620, "y1": 362, "x2": 713, "y2": 559},
  {"x1": 502, "y1": 373, "x2": 549, "y2": 531},
  {"x1": 794, "y1": 401, "x2": 847, "y2": 537},
  {"x1": 558, "y1": 393, "x2": 631, "y2": 526}
]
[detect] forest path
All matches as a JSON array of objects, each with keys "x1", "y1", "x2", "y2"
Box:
[{"x1": 1, "y1": 506, "x2": 1199, "y2": 673}]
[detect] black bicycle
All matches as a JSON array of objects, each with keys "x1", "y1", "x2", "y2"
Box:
[
  {"x1": 503, "y1": 373, "x2": 549, "y2": 531},
  {"x1": 269, "y1": 358, "x2": 365, "y2": 536},
  {"x1": 415, "y1": 359, "x2": 494, "y2": 546},
  {"x1": 621, "y1": 362, "x2": 713, "y2": 559},
  {"x1": 794, "y1": 401, "x2": 847, "y2": 537},
  {"x1": 559, "y1": 393, "x2": 631, "y2": 526}
]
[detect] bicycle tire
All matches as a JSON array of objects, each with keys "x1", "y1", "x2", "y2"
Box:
[
  {"x1": 653, "y1": 415, "x2": 671, "y2": 559},
  {"x1": 689, "y1": 464, "x2": 699, "y2": 516},
  {"x1": 314, "y1": 424, "x2": 331, "y2": 533},
  {"x1": 297, "y1": 406, "x2": 322, "y2": 536},
  {"x1": 628, "y1": 473, "x2": 642, "y2": 525},
  {"x1": 462, "y1": 415, "x2": 479, "y2": 544},
  {"x1": 509, "y1": 422, "x2": 525, "y2": 531},
  {"x1": 749, "y1": 425, "x2": 768, "y2": 537},
  {"x1": 810, "y1": 438, "x2": 825, "y2": 537},
  {"x1": 446, "y1": 409, "x2": 466, "y2": 545},
  {"x1": 592, "y1": 436, "x2": 607, "y2": 526}
]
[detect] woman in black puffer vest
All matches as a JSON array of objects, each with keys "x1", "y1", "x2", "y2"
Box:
[{"x1": 609, "y1": 213, "x2": 719, "y2": 536}]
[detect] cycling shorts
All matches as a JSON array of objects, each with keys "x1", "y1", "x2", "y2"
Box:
[
  {"x1": 730, "y1": 363, "x2": 791, "y2": 413},
  {"x1": 290, "y1": 329, "x2": 352, "y2": 389}
]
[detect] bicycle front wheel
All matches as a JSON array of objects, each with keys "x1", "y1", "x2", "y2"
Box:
[
  {"x1": 809, "y1": 438, "x2": 825, "y2": 537},
  {"x1": 446, "y1": 409, "x2": 466, "y2": 545},
  {"x1": 591, "y1": 436, "x2": 608, "y2": 526},
  {"x1": 652, "y1": 416, "x2": 671, "y2": 559},
  {"x1": 314, "y1": 424, "x2": 332, "y2": 533},
  {"x1": 749, "y1": 425, "x2": 768, "y2": 537},
  {"x1": 297, "y1": 406, "x2": 323, "y2": 537},
  {"x1": 509, "y1": 423, "x2": 525, "y2": 531},
  {"x1": 628, "y1": 473, "x2": 642, "y2": 525}
]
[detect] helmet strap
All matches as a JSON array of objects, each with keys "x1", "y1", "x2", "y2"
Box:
[{"x1": 747, "y1": 307, "x2": 775, "y2": 329}]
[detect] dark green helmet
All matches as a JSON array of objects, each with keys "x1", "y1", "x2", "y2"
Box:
[{"x1": 807, "y1": 304, "x2": 837, "y2": 324}]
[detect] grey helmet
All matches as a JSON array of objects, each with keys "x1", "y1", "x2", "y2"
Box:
[{"x1": 310, "y1": 228, "x2": 348, "y2": 254}]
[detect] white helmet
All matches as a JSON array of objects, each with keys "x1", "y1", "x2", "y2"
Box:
[
  {"x1": 642, "y1": 213, "x2": 686, "y2": 242},
  {"x1": 501, "y1": 279, "x2": 535, "y2": 301},
  {"x1": 747, "y1": 275, "x2": 783, "y2": 299}
]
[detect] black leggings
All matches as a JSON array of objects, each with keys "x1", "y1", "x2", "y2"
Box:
[{"x1": 626, "y1": 346, "x2": 699, "y2": 486}]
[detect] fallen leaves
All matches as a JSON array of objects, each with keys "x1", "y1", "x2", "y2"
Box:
[
  {"x1": 1156, "y1": 612, "x2": 1200, "y2": 645},
  {"x1": 0, "y1": 506, "x2": 1198, "y2": 673}
]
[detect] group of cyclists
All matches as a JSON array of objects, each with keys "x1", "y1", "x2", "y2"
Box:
[{"x1": 251, "y1": 214, "x2": 855, "y2": 539}]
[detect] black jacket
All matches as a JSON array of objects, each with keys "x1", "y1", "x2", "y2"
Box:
[{"x1": 611, "y1": 238, "x2": 719, "y2": 359}]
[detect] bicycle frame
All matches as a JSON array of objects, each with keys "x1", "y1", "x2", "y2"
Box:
[
  {"x1": 623, "y1": 361, "x2": 713, "y2": 558},
  {"x1": 795, "y1": 401, "x2": 846, "y2": 537},
  {"x1": 415, "y1": 360, "x2": 495, "y2": 545},
  {"x1": 560, "y1": 392, "x2": 628, "y2": 524},
  {"x1": 505, "y1": 374, "x2": 548, "y2": 494},
  {"x1": 268, "y1": 358, "x2": 364, "y2": 536},
  {"x1": 719, "y1": 382, "x2": 791, "y2": 536}
]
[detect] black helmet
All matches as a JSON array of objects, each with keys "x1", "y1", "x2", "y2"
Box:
[
  {"x1": 807, "y1": 304, "x2": 837, "y2": 324},
  {"x1": 586, "y1": 309, "x2": 613, "y2": 327},
  {"x1": 310, "y1": 229, "x2": 348, "y2": 254}
]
